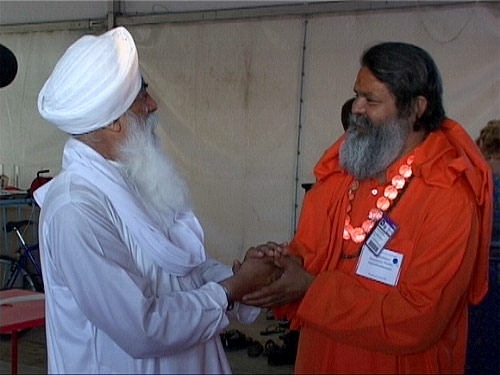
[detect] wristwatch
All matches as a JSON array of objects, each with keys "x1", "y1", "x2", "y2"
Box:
[{"x1": 220, "y1": 284, "x2": 234, "y2": 311}]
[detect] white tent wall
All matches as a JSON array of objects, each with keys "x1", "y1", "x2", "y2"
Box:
[
  {"x1": 0, "y1": 2, "x2": 499, "y2": 263},
  {"x1": 0, "y1": 30, "x2": 85, "y2": 181}
]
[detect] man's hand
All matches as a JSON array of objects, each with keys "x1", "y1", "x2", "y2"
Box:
[
  {"x1": 220, "y1": 256, "x2": 283, "y2": 302},
  {"x1": 232, "y1": 241, "x2": 288, "y2": 273},
  {"x1": 240, "y1": 254, "x2": 314, "y2": 308}
]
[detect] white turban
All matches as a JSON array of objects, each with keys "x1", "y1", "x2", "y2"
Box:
[{"x1": 38, "y1": 27, "x2": 141, "y2": 134}]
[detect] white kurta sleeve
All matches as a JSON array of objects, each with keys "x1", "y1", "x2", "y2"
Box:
[{"x1": 45, "y1": 200, "x2": 231, "y2": 358}]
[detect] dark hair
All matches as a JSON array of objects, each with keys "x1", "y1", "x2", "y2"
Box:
[
  {"x1": 341, "y1": 98, "x2": 355, "y2": 131},
  {"x1": 361, "y1": 42, "x2": 445, "y2": 131}
]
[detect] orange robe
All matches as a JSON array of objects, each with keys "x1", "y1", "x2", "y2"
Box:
[{"x1": 274, "y1": 118, "x2": 492, "y2": 374}]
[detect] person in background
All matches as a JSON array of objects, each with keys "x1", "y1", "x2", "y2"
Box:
[
  {"x1": 466, "y1": 119, "x2": 500, "y2": 375},
  {"x1": 243, "y1": 42, "x2": 492, "y2": 374},
  {"x1": 341, "y1": 97, "x2": 355, "y2": 131},
  {"x1": 476, "y1": 119, "x2": 500, "y2": 246},
  {"x1": 36, "y1": 26, "x2": 280, "y2": 374}
]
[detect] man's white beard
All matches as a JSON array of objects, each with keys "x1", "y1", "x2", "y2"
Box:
[
  {"x1": 340, "y1": 113, "x2": 411, "y2": 180},
  {"x1": 117, "y1": 111, "x2": 192, "y2": 231}
]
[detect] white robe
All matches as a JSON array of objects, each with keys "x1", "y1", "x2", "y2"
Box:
[{"x1": 35, "y1": 139, "x2": 259, "y2": 374}]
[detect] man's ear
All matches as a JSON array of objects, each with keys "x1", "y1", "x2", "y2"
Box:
[
  {"x1": 106, "y1": 119, "x2": 122, "y2": 133},
  {"x1": 415, "y1": 96, "x2": 428, "y2": 119}
]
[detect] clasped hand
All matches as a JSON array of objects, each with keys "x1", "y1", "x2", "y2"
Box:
[
  {"x1": 235, "y1": 242, "x2": 315, "y2": 308},
  {"x1": 220, "y1": 247, "x2": 281, "y2": 303}
]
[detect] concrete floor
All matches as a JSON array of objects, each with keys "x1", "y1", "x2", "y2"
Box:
[{"x1": 0, "y1": 309, "x2": 294, "y2": 374}]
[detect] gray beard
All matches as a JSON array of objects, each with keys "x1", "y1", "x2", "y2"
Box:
[
  {"x1": 339, "y1": 114, "x2": 411, "y2": 180},
  {"x1": 117, "y1": 111, "x2": 192, "y2": 231}
]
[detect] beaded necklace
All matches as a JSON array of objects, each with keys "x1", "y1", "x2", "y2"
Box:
[{"x1": 341, "y1": 155, "x2": 414, "y2": 259}]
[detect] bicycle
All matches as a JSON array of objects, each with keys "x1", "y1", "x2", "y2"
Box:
[{"x1": 0, "y1": 220, "x2": 43, "y2": 292}]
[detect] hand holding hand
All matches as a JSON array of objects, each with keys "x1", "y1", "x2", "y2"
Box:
[
  {"x1": 232, "y1": 241, "x2": 288, "y2": 273},
  {"x1": 246, "y1": 241, "x2": 288, "y2": 258},
  {"x1": 240, "y1": 254, "x2": 314, "y2": 308},
  {"x1": 221, "y1": 256, "x2": 283, "y2": 302}
]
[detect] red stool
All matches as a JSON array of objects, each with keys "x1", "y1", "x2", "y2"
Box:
[{"x1": 0, "y1": 289, "x2": 45, "y2": 375}]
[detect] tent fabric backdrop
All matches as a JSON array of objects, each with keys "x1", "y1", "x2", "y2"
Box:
[{"x1": 0, "y1": 2, "x2": 498, "y2": 263}]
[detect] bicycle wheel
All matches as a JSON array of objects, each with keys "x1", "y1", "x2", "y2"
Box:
[
  {"x1": 0, "y1": 255, "x2": 40, "y2": 291},
  {"x1": 0, "y1": 255, "x2": 16, "y2": 288}
]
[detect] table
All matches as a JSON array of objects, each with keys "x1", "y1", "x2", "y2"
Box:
[{"x1": 0, "y1": 289, "x2": 45, "y2": 375}]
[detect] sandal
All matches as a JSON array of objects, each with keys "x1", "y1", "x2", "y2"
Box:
[
  {"x1": 247, "y1": 340, "x2": 263, "y2": 357},
  {"x1": 278, "y1": 318, "x2": 290, "y2": 329},
  {"x1": 264, "y1": 339, "x2": 279, "y2": 356},
  {"x1": 260, "y1": 324, "x2": 284, "y2": 336},
  {"x1": 267, "y1": 331, "x2": 299, "y2": 366},
  {"x1": 267, "y1": 342, "x2": 297, "y2": 366},
  {"x1": 220, "y1": 329, "x2": 252, "y2": 351}
]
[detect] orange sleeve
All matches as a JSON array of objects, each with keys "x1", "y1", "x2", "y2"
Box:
[
  {"x1": 295, "y1": 196, "x2": 479, "y2": 355},
  {"x1": 273, "y1": 175, "x2": 347, "y2": 325},
  {"x1": 272, "y1": 243, "x2": 303, "y2": 325}
]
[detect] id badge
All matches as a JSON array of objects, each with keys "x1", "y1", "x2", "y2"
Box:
[
  {"x1": 356, "y1": 247, "x2": 404, "y2": 286},
  {"x1": 364, "y1": 215, "x2": 398, "y2": 256}
]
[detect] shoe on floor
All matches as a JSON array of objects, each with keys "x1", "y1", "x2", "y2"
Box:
[
  {"x1": 267, "y1": 330, "x2": 299, "y2": 366},
  {"x1": 247, "y1": 340, "x2": 263, "y2": 357},
  {"x1": 220, "y1": 329, "x2": 252, "y2": 351}
]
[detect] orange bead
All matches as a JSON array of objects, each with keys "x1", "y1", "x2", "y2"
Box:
[
  {"x1": 369, "y1": 208, "x2": 383, "y2": 221},
  {"x1": 343, "y1": 225, "x2": 353, "y2": 240},
  {"x1": 376, "y1": 196, "x2": 390, "y2": 211},
  {"x1": 384, "y1": 185, "x2": 398, "y2": 200},
  {"x1": 399, "y1": 164, "x2": 412, "y2": 179},
  {"x1": 392, "y1": 175, "x2": 405, "y2": 189},
  {"x1": 351, "y1": 227, "x2": 366, "y2": 243},
  {"x1": 362, "y1": 219, "x2": 374, "y2": 233}
]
